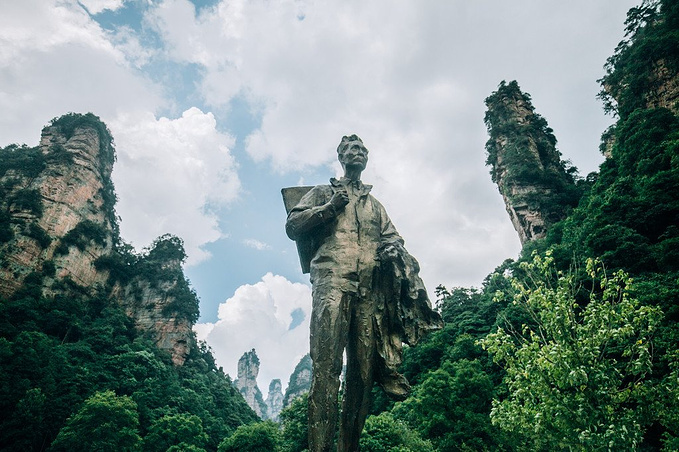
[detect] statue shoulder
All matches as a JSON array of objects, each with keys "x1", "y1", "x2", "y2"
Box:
[
  {"x1": 282, "y1": 184, "x2": 332, "y2": 214},
  {"x1": 310, "y1": 183, "x2": 333, "y2": 194},
  {"x1": 301, "y1": 184, "x2": 333, "y2": 204}
]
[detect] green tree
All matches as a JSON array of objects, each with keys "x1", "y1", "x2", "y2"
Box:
[
  {"x1": 1, "y1": 387, "x2": 47, "y2": 451},
  {"x1": 359, "y1": 412, "x2": 434, "y2": 452},
  {"x1": 598, "y1": 0, "x2": 678, "y2": 118},
  {"x1": 392, "y1": 358, "x2": 500, "y2": 451},
  {"x1": 279, "y1": 393, "x2": 309, "y2": 452},
  {"x1": 50, "y1": 390, "x2": 142, "y2": 452},
  {"x1": 217, "y1": 421, "x2": 282, "y2": 452},
  {"x1": 480, "y1": 253, "x2": 663, "y2": 450},
  {"x1": 166, "y1": 445, "x2": 206, "y2": 452},
  {"x1": 142, "y1": 413, "x2": 208, "y2": 452}
]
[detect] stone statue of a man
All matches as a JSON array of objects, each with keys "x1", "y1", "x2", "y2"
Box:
[{"x1": 285, "y1": 135, "x2": 442, "y2": 452}]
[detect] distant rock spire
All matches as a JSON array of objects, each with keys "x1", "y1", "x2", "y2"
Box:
[
  {"x1": 234, "y1": 349, "x2": 267, "y2": 419},
  {"x1": 484, "y1": 81, "x2": 580, "y2": 245},
  {"x1": 283, "y1": 354, "x2": 312, "y2": 408},
  {"x1": 265, "y1": 379, "x2": 284, "y2": 422}
]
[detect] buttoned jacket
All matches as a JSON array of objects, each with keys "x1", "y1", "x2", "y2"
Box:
[{"x1": 286, "y1": 177, "x2": 403, "y2": 291}]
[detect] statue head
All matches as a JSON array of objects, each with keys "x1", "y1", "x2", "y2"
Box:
[{"x1": 337, "y1": 134, "x2": 369, "y2": 172}]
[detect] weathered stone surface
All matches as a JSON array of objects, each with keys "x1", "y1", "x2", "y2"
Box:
[
  {"x1": 599, "y1": 60, "x2": 679, "y2": 160},
  {"x1": 646, "y1": 60, "x2": 679, "y2": 113},
  {"x1": 499, "y1": 186, "x2": 548, "y2": 245},
  {"x1": 485, "y1": 81, "x2": 579, "y2": 245},
  {"x1": 602, "y1": 59, "x2": 679, "y2": 117},
  {"x1": 116, "y1": 268, "x2": 192, "y2": 366},
  {"x1": 0, "y1": 116, "x2": 195, "y2": 366},
  {"x1": 283, "y1": 353, "x2": 312, "y2": 408},
  {"x1": 234, "y1": 349, "x2": 267, "y2": 419},
  {"x1": 0, "y1": 126, "x2": 113, "y2": 296},
  {"x1": 265, "y1": 379, "x2": 284, "y2": 422}
]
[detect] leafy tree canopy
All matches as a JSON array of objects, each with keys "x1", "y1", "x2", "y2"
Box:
[
  {"x1": 49, "y1": 390, "x2": 143, "y2": 452},
  {"x1": 481, "y1": 253, "x2": 663, "y2": 450}
]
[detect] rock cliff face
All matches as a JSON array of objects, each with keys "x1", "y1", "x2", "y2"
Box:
[
  {"x1": 265, "y1": 379, "x2": 284, "y2": 422},
  {"x1": 283, "y1": 353, "x2": 312, "y2": 408},
  {"x1": 0, "y1": 123, "x2": 114, "y2": 296},
  {"x1": 645, "y1": 61, "x2": 679, "y2": 114},
  {"x1": 484, "y1": 81, "x2": 580, "y2": 245},
  {"x1": 600, "y1": 59, "x2": 679, "y2": 159},
  {"x1": 111, "y1": 236, "x2": 197, "y2": 366},
  {"x1": 234, "y1": 349, "x2": 267, "y2": 419},
  {"x1": 0, "y1": 114, "x2": 196, "y2": 366}
]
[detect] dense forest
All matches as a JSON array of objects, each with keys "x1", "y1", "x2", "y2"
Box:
[{"x1": 1, "y1": 0, "x2": 678, "y2": 450}]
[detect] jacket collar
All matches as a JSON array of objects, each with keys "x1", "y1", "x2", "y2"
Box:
[{"x1": 330, "y1": 177, "x2": 372, "y2": 196}]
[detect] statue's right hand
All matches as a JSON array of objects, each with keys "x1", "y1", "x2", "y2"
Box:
[{"x1": 329, "y1": 189, "x2": 349, "y2": 211}]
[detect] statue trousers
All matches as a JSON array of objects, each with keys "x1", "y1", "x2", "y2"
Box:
[{"x1": 308, "y1": 279, "x2": 377, "y2": 452}]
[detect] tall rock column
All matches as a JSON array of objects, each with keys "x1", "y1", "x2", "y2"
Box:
[
  {"x1": 113, "y1": 234, "x2": 198, "y2": 367},
  {"x1": 265, "y1": 379, "x2": 284, "y2": 422},
  {"x1": 0, "y1": 116, "x2": 116, "y2": 297},
  {"x1": 484, "y1": 80, "x2": 580, "y2": 245},
  {"x1": 234, "y1": 349, "x2": 267, "y2": 419},
  {"x1": 0, "y1": 113, "x2": 198, "y2": 367},
  {"x1": 283, "y1": 354, "x2": 312, "y2": 408}
]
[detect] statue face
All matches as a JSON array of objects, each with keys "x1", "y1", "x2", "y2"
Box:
[{"x1": 338, "y1": 141, "x2": 368, "y2": 171}]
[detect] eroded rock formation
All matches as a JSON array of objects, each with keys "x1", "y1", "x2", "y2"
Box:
[
  {"x1": 0, "y1": 124, "x2": 114, "y2": 296},
  {"x1": 111, "y1": 235, "x2": 197, "y2": 366},
  {"x1": 283, "y1": 353, "x2": 312, "y2": 408},
  {"x1": 265, "y1": 379, "x2": 284, "y2": 422},
  {"x1": 484, "y1": 81, "x2": 580, "y2": 245},
  {"x1": 644, "y1": 60, "x2": 679, "y2": 114},
  {"x1": 234, "y1": 349, "x2": 267, "y2": 419},
  {"x1": 0, "y1": 114, "x2": 196, "y2": 365}
]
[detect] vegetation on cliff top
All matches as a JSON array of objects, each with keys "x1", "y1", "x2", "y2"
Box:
[
  {"x1": 0, "y1": 115, "x2": 258, "y2": 451},
  {"x1": 484, "y1": 80, "x2": 582, "y2": 227},
  {"x1": 599, "y1": 0, "x2": 679, "y2": 118},
  {"x1": 49, "y1": 112, "x2": 115, "y2": 168}
]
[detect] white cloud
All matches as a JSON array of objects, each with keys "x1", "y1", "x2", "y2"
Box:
[
  {"x1": 0, "y1": 0, "x2": 161, "y2": 148},
  {"x1": 0, "y1": 0, "x2": 118, "y2": 64},
  {"x1": 111, "y1": 107, "x2": 240, "y2": 265},
  {"x1": 193, "y1": 322, "x2": 214, "y2": 341},
  {"x1": 147, "y1": 0, "x2": 635, "y2": 291},
  {"x1": 195, "y1": 273, "x2": 312, "y2": 392},
  {"x1": 107, "y1": 26, "x2": 158, "y2": 69},
  {"x1": 79, "y1": 0, "x2": 125, "y2": 15},
  {"x1": 243, "y1": 239, "x2": 271, "y2": 251}
]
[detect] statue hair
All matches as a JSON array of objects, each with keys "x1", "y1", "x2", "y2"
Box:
[{"x1": 337, "y1": 134, "x2": 368, "y2": 155}]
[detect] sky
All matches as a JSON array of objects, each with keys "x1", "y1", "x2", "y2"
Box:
[{"x1": 1, "y1": 0, "x2": 639, "y2": 394}]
